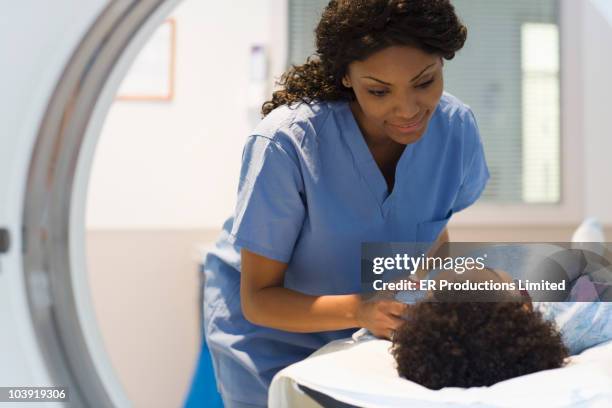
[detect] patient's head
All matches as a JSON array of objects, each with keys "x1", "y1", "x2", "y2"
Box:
[{"x1": 390, "y1": 300, "x2": 569, "y2": 389}]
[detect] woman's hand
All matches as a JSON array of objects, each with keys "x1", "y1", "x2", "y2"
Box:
[{"x1": 355, "y1": 297, "x2": 408, "y2": 340}]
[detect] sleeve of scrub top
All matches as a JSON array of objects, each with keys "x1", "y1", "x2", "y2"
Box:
[
  {"x1": 452, "y1": 110, "x2": 490, "y2": 213},
  {"x1": 228, "y1": 135, "x2": 306, "y2": 263}
]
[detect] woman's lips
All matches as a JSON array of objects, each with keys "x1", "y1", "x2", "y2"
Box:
[{"x1": 388, "y1": 113, "x2": 426, "y2": 133}]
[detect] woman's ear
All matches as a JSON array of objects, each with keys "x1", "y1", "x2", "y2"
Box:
[{"x1": 342, "y1": 75, "x2": 352, "y2": 88}]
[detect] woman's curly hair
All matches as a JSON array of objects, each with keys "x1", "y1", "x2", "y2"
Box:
[
  {"x1": 261, "y1": 0, "x2": 467, "y2": 116},
  {"x1": 391, "y1": 302, "x2": 569, "y2": 390}
]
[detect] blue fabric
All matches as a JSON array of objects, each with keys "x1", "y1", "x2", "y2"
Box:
[
  {"x1": 202, "y1": 93, "x2": 489, "y2": 405},
  {"x1": 535, "y1": 302, "x2": 612, "y2": 356},
  {"x1": 183, "y1": 339, "x2": 223, "y2": 408}
]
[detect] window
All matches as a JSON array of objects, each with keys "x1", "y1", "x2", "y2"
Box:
[
  {"x1": 521, "y1": 22, "x2": 560, "y2": 203},
  {"x1": 444, "y1": 0, "x2": 560, "y2": 204}
]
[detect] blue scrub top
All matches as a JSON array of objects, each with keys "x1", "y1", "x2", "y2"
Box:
[{"x1": 203, "y1": 92, "x2": 489, "y2": 405}]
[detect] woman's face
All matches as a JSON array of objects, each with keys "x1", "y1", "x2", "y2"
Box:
[{"x1": 343, "y1": 45, "x2": 444, "y2": 146}]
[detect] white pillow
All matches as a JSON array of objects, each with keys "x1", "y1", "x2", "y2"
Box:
[{"x1": 269, "y1": 337, "x2": 612, "y2": 408}]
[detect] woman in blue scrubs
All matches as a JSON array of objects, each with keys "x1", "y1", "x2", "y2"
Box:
[{"x1": 202, "y1": 1, "x2": 489, "y2": 406}]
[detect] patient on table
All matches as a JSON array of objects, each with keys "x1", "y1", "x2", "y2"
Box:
[
  {"x1": 390, "y1": 268, "x2": 569, "y2": 390},
  {"x1": 270, "y1": 262, "x2": 612, "y2": 406},
  {"x1": 270, "y1": 237, "x2": 612, "y2": 406}
]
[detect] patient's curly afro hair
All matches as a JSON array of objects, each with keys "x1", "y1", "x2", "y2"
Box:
[
  {"x1": 391, "y1": 302, "x2": 569, "y2": 390},
  {"x1": 262, "y1": 0, "x2": 467, "y2": 116}
]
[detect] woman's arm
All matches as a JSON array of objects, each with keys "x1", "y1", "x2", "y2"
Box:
[
  {"x1": 240, "y1": 248, "x2": 406, "y2": 336},
  {"x1": 430, "y1": 227, "x2": 449, "y2": 257}
]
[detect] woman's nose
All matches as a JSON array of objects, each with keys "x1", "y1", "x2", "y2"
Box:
[{"x1": 394, "y1": 95, "x2": 420, "y2": 121}]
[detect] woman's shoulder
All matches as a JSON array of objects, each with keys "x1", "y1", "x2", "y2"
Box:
[
  {"x1": 251, "y1": 101, "x2": 339, "y2": 147},
  {"x1": 251, "y1": 101, "x2": 341, "y2": 159},
  {"x1": 435, "y1": 91, "x2": 476, "y2": 125},
  {"x1": 429, "y1": 92, "x2": 482, "y2": 158}
]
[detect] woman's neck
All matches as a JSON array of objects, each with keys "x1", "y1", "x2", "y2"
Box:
[{"x1": 349, "y1": 100, "x2": 406, "y2": 168}]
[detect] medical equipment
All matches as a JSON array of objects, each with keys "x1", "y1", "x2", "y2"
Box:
[{"x1": 0, "y1": 1, "x2": 182, "y2": 406}]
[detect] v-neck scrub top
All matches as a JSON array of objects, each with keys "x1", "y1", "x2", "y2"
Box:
[{"x1": 202, "y1": 92, "x2": 489, "y2": 406}]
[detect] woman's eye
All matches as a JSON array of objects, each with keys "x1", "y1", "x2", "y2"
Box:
[
  {"x1": 417, "y1": 79, "x2": 434, "y2": 89},
  {"x1": 368, "y1": 89, "x2": 388, "y2": 97}
]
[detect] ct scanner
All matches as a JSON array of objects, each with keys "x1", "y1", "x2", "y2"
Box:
[{"x1": 0, "y1": 1, "x2": 215, "y2": 406}]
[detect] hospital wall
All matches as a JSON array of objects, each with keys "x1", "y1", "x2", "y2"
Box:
[{"x1": 83, "y1": 1, "x2": 612, "y2": 408}]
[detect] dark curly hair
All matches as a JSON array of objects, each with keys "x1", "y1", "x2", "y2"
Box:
[
  {"x1": 391, "y1": 301, "x2": 569, "y2": 390},
  {"x1": 261, "y1": 0, "x2": 467, "y2": 116}
]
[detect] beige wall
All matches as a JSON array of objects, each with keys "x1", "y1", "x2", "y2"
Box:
[{"x1": 86, "y1": 229, "x2": 219, "y2": 408}]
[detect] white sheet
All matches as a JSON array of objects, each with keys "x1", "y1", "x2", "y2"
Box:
[{"x1": 269, "y1": 337, "x2": 612, "y2": 408}]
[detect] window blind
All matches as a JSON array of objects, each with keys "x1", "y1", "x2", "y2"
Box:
[{"x1": 287, "y1": 0, "x2": 329, "y2": 66}]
